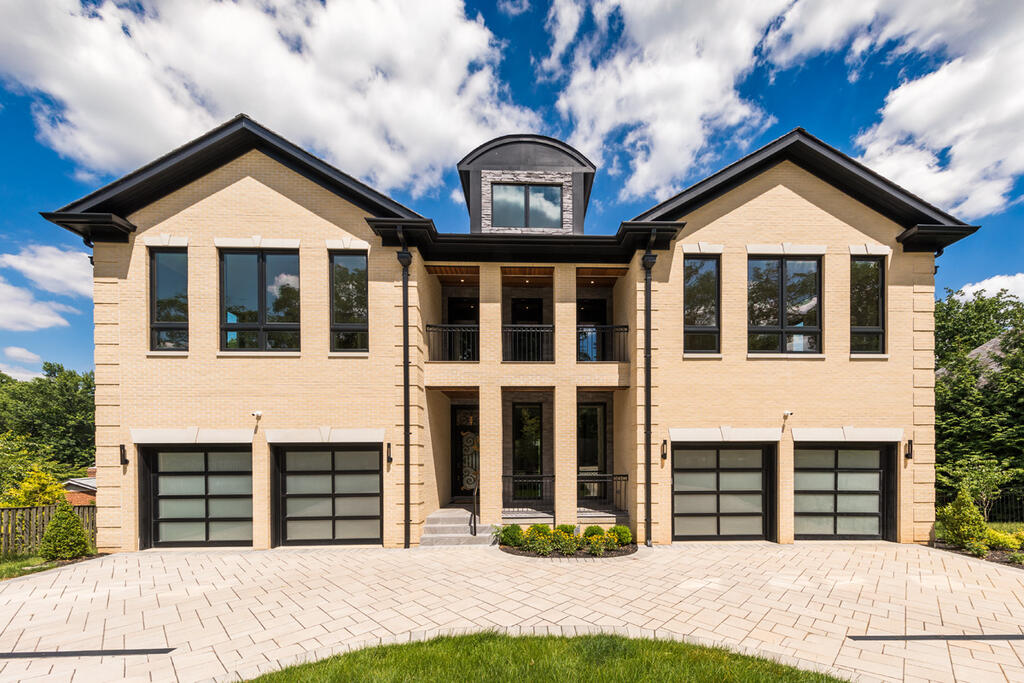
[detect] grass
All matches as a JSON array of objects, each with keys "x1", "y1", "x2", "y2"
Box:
[
  {"x1": 250, "y1": 633, "x2": 843, "y2": 683},
  {"x1": 0, "y1": 554, "x2": 57, "y2": 580}
]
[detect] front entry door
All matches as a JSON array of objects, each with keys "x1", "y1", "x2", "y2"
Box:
[{"x1": 451, "y1": 406, "x2": 479, "y2": 499}]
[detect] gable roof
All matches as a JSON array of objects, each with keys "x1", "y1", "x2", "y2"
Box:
[
  {"x1": 43, "y1": 114, "x2": 421, "y2": 245},
  {"x1": 633, "y1": 128, "x2": 978, "y2": 252}
]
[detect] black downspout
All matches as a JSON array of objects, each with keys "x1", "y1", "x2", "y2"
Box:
[
  {"x1": 397, "y1": 231, "x2": 413, "y2": 549},
  {"x1": 641, "y1": 233, "x2": 658, "y2": 547}
]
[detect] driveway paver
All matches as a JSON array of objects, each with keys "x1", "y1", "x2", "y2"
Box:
[{"x1": 1, "y1": 542, "x2": 1023, "y2": 682}]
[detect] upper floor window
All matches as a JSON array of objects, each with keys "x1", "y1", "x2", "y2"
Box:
[
  {"x1": 748, "y1": 256, "x2": 821, "y2": 353},
  {"x1": 150, "y1": 249, "x2": 188, "y2": 351},
  {"x1": 330, "y1": 252, "x2": 369, "y2": 352},
  {"x1": 492, "y1": 184, "x2": 562, "y2": 229},
  {"x1": 851, "y1": 256, "x2": 885, "y2": 353},
  {"x1": 220, "y1": 250, "x2": 299, "y2": 351},
  {"x1": 683, "y1": 256, "x2": 720, "y2": 353}
]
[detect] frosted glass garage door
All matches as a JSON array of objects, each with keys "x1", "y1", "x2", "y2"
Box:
[
  {"x1": 672, "y1": 447, "x2": 769, "y2": 540},
  {"x1": 153, "y1": 450, "x2": 253, "y2": 545},
  {"x1": 794, "y1": 447, "x2": 884, "y2": 538}
]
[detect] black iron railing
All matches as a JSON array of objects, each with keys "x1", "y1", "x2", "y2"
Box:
[
  {"x1": 577, "y1": 473, "x2": 628, "y2": 513},
  {"x1": 471, "y1": 473, "x2": 479, "y2": 537},
  {"x1": 502, "y1": 324, "x2": 554, "y2": 362},
  {"x1": 426, "y1": 324, "x2": 479, "y2": 361},
  {"x1": 937, "y1": 490, "x2": 1024, "y2": 523},
  {"x1": 577, "y1": 325, "x2": 629, "y2": 362},
  {"x1": 502, "y1": 474, "x2": 555, "y2": 512}
]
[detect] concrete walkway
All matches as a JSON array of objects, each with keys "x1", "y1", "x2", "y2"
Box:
[{"x1": 1, "y1": 542, "x2": 1023, "y2": 682}]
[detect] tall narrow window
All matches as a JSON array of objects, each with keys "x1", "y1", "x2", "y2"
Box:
[
  {"x1": 221, "y1": 250, "x2": 299, "y2": 351},
  {"x1": 491, "y1": 184, "x2": 562, "y2": 228},
  {"x1": 577, "y1": 404, "x2": 606, "y2": 473},
  {"x1": 330, "y1": 252, "x2": 368, "y2": 351},
  {"x1": 851, "y1": 256, "x2": 885, "y2": 353},
  {"x1": 150, "y1": 249, "x2": 188, "y2": 350},
  {"x1": 683, "y1": 256, "x2": 720, "y2": 352},
  {"x1": 748, "y1": 257, "x2": 821, "y2": 353},
  {"x1": 512, "y1": 403, "x2": 542, "y2": 475}
]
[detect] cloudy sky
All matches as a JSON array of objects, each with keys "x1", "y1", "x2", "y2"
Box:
[{"x1": 0, "y1": 0, "x2": 1021, "y2": 379}]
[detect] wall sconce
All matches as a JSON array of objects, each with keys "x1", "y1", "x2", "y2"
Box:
[
  {"x1": 119, "y1": 444, "x2": 129, "y2": 466},
  {"x1": 387, "y1": 443, "x2": 393, "y2": 464},
  {"x1": 661, "y1": 439, "x2": 668, "y2": 460},
  {"x1": 905, "y1": 440, "x2": 913, "y2": 460}
]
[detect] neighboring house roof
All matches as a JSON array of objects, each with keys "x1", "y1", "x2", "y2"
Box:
[
  {"x1": 968, "y1": 336, "x2": 1005, "y2": 374},
  {"x1": 633, "y1": 128, "x2": 978, "y2": 252},
  {"x1": 42, "y1": 114, "x2": 422, "y2": 245},
  {"x1": 63, "y1": 477, "x2": 97, "y2": 493}
]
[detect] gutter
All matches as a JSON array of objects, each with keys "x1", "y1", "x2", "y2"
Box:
[
  {"x1": 396, "y1": 229, "x2": 413, "y2": 549},
  {"x1": 641, "y1": 230, "x2": 658, "y2": 547}
]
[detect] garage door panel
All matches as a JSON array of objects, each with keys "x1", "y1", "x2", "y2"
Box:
[
  {"x1": 672, "y1": 446, "x2": 771, "y2": 540},
  {"x1": 794, "y1": 446, "x2": 887, "y2": 539}
]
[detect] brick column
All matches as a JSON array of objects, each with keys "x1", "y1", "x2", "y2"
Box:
[
  {"x1": 554, "y1": 383, "x2": 577, "y2": 526},
  {"x1": 479, "y1": 264, "x2": 501, "y2": 363},
  {"x1": 251, "y1": 436, "x2": 272, "y2": 550},
  {"x1": 479, "y1": 384, "x2": 503, "y2": 525},
  {"x1": 777, "y1": 435, "x2": 794, "y2": 544}
]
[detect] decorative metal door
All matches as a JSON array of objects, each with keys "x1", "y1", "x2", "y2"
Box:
[{"x1": 452, "y1": 406, "x2": 480, "y2": 497}]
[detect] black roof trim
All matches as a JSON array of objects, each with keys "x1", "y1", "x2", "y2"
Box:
[
  {"x1": 49, "y1": 114, "x2": 421, "y2": 221},
  {"x1": 456, "y1": 134, "x2": 596, "y2": 171},
  {"x1": 39, "y1": 212, "x2": 136, "y2": 246},
  {"x1": 897, "y1": 224, "x2": 980, "y2": 253},
  {"x1": 634, "y1": 128, "x2": 969, "y2": 235},
  {"x1": 367, "y1": 219, "x2": 680, "y2": 264}
]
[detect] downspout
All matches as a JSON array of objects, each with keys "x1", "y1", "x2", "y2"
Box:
[
  {"x1": 641, "y1": 230, "x2": 658, "y2": 547},
  {"x1": 396, "y1": 228, "x2": 413, "y2": 549}
]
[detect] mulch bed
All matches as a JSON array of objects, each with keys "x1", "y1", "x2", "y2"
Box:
[
  {"x1": 499, "y1": 544, "x2": 638, "y2": 559},
  {"x1": 935, "y1": 542, "x2": 1024, "y2": 569}
]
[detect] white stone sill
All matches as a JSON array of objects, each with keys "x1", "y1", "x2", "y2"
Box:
[
  {"x1": 216, "y1": 351, "x2": 301, "y2": 358},
  {"x1": 682, "y1": 353, "x2": 723, "y2": 360},
  {"x1": 746, "y1": 353, "x2": 826, "y2": 360},
  {"x1": 850, "y1": 354, "x2": 889, "y2": 360},
  {"x1": 328, "y1": 352, "x2": 370, "y2": 359},
  {"x1": 146, "y1": 351, "x2": 188, "y2": 358}
]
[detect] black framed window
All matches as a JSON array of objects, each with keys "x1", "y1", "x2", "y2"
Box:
[
  {"x1": 220, "y1": 250, "x2": 299, "y2": 351},
  {"x1": 330, "y1": 252, "x2": 368, "y2": 351},
  {"x1": 851, "y1": 256, "x2": 885, "y2": 353},
  {"x1": 150, "y1": 249, "x2": 188, "y2": 350},
  {"x1": 683, "y1": 256, "x2": 720, "y2": 352},
  {"x1": 512, "y1": 403, "x2": 542, "y2": 475},
  {"x1": 577, "y1": 403, "x2": 606, "y2": 473},
  {"x1": 492, "y1": 184, "x2": 562, "y2": 229},
  {"x1": 748, "y1": 256, "x2": 821, "y2": 353}
]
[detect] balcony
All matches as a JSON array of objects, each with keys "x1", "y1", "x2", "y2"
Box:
[
  {"x1": 577, "y1": 473, "x2": 628, "y2": 515},
  {"x1": 502, "y1": 324, "x2": 554, "y2": 362},
  {"x1": 427, "y1": 324, "x2": 479, "y2": 361},
  {"x1": 577, "y1": 325, "x2": 628, "y2": 362}
]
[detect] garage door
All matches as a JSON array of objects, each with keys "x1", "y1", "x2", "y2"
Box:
[
  {"x1": 278, "y1": 447, "x2": 382, "y2": 544},
  {"x1": 794, "y1": 447, "x2": 889, "y2": 539},
  {"x1": 672, "y1": 446, "x2": 772, "y2": 540},
  {"x1": 151, "y1": 449, "x2": 253, "y2": 546}
]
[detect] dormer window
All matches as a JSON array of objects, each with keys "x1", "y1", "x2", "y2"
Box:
[{"x1": 493, "y1": 184, "x2": 562, "y2": 229}]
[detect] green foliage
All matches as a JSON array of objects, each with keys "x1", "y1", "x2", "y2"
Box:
[
  {"x1": 1008, "y1": 552, "x2": 1024, "y2": 565},
  {"x1": 964, "y1": 540, "x2": 989, "y2": 558},
  {"x1": 585, "y1": 531, "x2": 607, "y2": 556},
  {"x1": 556, "y1": 524, "x2": 577, "y2": 535},
  {"x1": 551, "y1": 529, "x2": 581, "y2": 556},
  {"x1": 609, "y1": 525, "x2": 633, "y2": 545},
  {"x1": 935, "y1": 490, "x2": 989, "y2": 549},
  {"x1": 0, "y1": 468, "x2": 65, "y2": 507},
  {"x1": 938, "y1": 454, "x2": 1020, "y2": 520},
  {"x1": 582, "y1": 525, "x2": 604, "y2": 538},
  {"x1": 498, "y1": 524, "x2": 524, "y2": 547},
  {"x1": 0, "y1": 364, "x2": 95, "y2": 469},
  {"x1": 523, "y1": 525, "x2": 553, "y2": 556},
  {"x1": 38, "y1": 499, "x2": 92, "y2": 561},
  {"x1": 984, "y1": 528, "x2": 1021, "y2": 551},
  {"x1": 527, "y1": 524, "x2": 552, "y2": 537}
]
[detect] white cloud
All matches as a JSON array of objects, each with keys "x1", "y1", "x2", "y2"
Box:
[
  {"x1": 450, "y1": 188, "x2": 466, "y2": 205},
  {"x1": 497, "y1": 0, "x2": 530, "y2": 17},
  {"x1": 959, "y1": 273, "x2": 1024, "y2": 301},
  {"x1": 764, "y1": 0, "x2": 1024, "y2": 219},
  {"x1": 0, "y1": 0, "x2": 538, "y2": 197},
  {"x1": 0, "y1": 363, "x2": 43, "y2": 382},
  {"x1": 0, "y1": 276, "x2": 78, "y2": 332},
  {"x1": 3, "y1": 347, "x2": 41, "y2": 364},
  {"x1": 0, "y1": 245, "x2": 92, "y2": 298},
  {"x1": 539, "y1": 0, "x2": 584, "y2": 75}
]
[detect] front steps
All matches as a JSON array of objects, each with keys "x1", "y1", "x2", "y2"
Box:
[{"x1": 419, "y1": 506, "x2": 495, "y2": 546}]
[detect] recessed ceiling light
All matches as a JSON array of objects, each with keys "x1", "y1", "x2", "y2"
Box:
[
  {"x1": 460, "y1": 278, "x2": 464, "y2": 283},
  {"x1": 525, "y1": 279, "x2": 529, "y2": 283},
  {"x1": 590, "y1": 280, "x2": 594, "y2": 284}
]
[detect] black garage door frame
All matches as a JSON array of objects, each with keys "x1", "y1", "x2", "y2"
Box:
[
  {"x1": 793, "y1": 442, "x2": 898, "y2": 542},
  {"x1": 671, "y1": 442, "x2": 778, "y2": 543},
  {"x1": 271, "y1": 443, "x2": 383, "y2": 547}
]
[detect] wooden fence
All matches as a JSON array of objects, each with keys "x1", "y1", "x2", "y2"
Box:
[{"x1": 0, "y1": 505, "x2": 97, "y2": 555}]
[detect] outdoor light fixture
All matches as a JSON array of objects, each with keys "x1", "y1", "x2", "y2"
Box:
[
  {"x1": 119, "y1": 444, "x2": 129, "y2": 466},
  {"x1": 661, "y1": 439, "x2": 668, "y2": 460},
  {"x1": 905, "y1": 440, "x2": 913, "y2": 460},
  {"x1": 387, "y1": 442, "x2": 393, "y2": 464}
]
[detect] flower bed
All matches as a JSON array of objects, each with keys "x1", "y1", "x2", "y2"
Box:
[{"x1": 496, "y1": 523, "x2": 638, "y2": 558}]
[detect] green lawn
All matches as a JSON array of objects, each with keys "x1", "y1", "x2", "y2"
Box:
[
  {"x1": 0, "y1": 554, "x2": 57, "y2": 580},
  {"x1": 250, "y1": 633, "x2": 843, "y2": 683}
]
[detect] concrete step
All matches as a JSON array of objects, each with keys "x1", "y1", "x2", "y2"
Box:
[
  {"x1": 423, "y1": 522, "x2": 478, "y2": 534},
  {"x1": 426, "y1": 508, "x2": 474, "y2": 521},
  {"x1": 419, "y1": 532, "x2": 495, "y2": 547}
]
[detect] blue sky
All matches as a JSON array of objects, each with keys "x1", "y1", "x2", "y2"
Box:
[{"x1": 0, "y1": 0, "x2": 1021, "y2": 378}]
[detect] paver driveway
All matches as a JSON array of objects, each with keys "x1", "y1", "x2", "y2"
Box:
[{"x1": 1, "y1": 542, "x2": 1023, "y2": 682}]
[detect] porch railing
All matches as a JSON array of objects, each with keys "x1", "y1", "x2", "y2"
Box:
[
  {"x1": 577, "y1": 473, "x2": 628, "y2": 513},
  {"x1": 577, "y1": 325, "x2": 629, "y2": 362},
  {"x1": 502, "y1": 474, "x2": 555, "y2": 513},
  {"x1": 426, "y1": 324, "x2": 479, "y2": 361},
  {"x1": 503, "y1": 324, "x2": 554, "y2": 362}
]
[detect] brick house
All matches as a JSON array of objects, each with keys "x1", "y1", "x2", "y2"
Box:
[
  {"x1": 63, "y1": 466, "x2": 97, "y2": 506},
  {"x1": 42, "y1": 115, "x2": 976, "y2": 551}
]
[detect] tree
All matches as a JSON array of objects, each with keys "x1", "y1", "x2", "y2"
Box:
[
  {"x1": 937, "y1": 454, "x2": 1020, "y2": 520},
  {"x1": 0, "y1": 363, "x2": 95, "y2": 468},
  {"x1": 935, "y1": 288, "x2": 1024, "y2": 368},
  {"x1": 0, "y1": 468, "x2": 66, "y2": 507}
]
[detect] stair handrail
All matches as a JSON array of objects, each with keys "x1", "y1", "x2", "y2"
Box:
[{"x1": 471, "y1": 470, "x2": 479, "y2": 537}]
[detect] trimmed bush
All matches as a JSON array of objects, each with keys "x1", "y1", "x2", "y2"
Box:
[
  {"x1": 39, "y1": 499, "x2": 91, "y2": 561},
  {"x1": 528, "y1": 524, "x2": 553, "y2": 538},
  {"x1": 552, "y1": 529, "x2": 581, "y2": 556},
  {"x1": 499, "y1": 524, "x2": 524, "y2": 547},
  {"x1": 935, "y1": 490, "x2": 988, "y2": 549},
  {"x1": 609, "y1": 525, "x2": 632, "y2": 545},
  {"x1": 556, "y1": 524, "x2": 577, "y2": 536},
  {"x1": 985, "y1": 528, "x2": 1021, "y2": 551},
  {"x1": 524, "y1": 526, "x2": 553, "y2": 556},
  {"x1": 585, "y1": 531, "x2": 607, "y2": 557},
  {"x1": 582, "y1": 525, "x2": 604, "y2": 538}
]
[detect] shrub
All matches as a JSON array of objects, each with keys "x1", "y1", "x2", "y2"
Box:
[
  {"x1": 609, "y1": 525, "x2": 633, "y2": 545},
  {"x1": 0, "y1": 468, "x2": 65, "y2": 507},
  {"x1": 964, "y1": 540, "x2": 989, "y2": 558},
  {"x1": 556, "y1": 524, "x2": 577, "y2": 536},
  {"x1": 585, "y1": 531, "x2": 607, "y2": 557},
  {"x1": 528, "y1": 524, "x2": 552, "y2": 538},
  {"x1": 583, "y1": 525, "x2": 604, "y2": 538},
  {"x1": 1008, "y1": 552, "x2": 1024, "y2": 565},
  {"x1": 552, "y1": 529, "x2": 581, "y2": 556},
  {"x1": 524, "y1": 526, "x2": 553, "y2": 556},
  {"x1": 603, "y1": 530, "x2": 620, "y2": 551},
  {"x1": 985, "y1": 528, "x2": 1021, "y2": 551},
  {"x1": 39, "y1": 499, "x2": 91, "y2": 561},
  {"x1": 498, "y1": 524, "x2": 524, "y2": 547},
  {"x1": 935, "y1": 490, "x2": 988, "y2": 549}
]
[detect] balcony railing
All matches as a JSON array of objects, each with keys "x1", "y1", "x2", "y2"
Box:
[
  {"x1": 577, "y1": 325, "x2": 629, "y2": 362},
  {"x1": 426, "y1": 324, "x2": 479, "y2": 361},
  {"x1": 577, "y1": 473, "x2": 628, "y2": 513},
  {"x1": 502, "y1": 474, "x2": 555, "y2": 513},
  {"x1": 502, "y1": 324, "x2": 554, "y2": 362}
]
